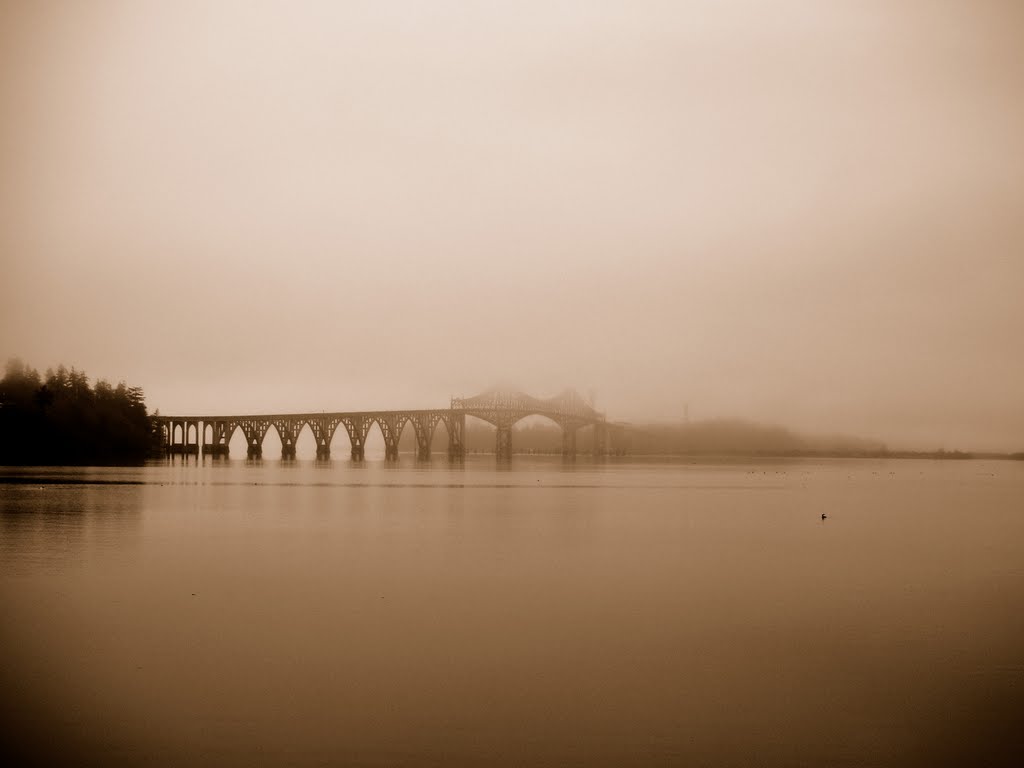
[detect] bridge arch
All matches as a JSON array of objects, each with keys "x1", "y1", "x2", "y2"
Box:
[
  {"x1": 293, "y1": 421, "x2": 317, "y2": 459},
  {"x1": 507, "y1": 413, "x2": 574, "y2": 455},
  {"x1": 262, "y1": 425, "x2": 283, "y2": 458},
  {"x1": 394, "y1": 415, "x2": 414, "y2": 443},
  {"x1": 267, "y1": 422, "x2": 286, "y2": 448},
  {"x1": 463, "y1": 410, "x2": 586, "y2": 459},
  {"x1": 430, "y1": 417, "x2": 448, "y2": 440},
  {"x1": 396, "y1": 415, "x2": 434, "y2": 460},
  {"x1": 429, "y1": 418, "x2": 449, "y2": 457},
  {"x1": 226, "y1": 424, "x2": 248, "y2": 457},
  {"x1": 363, "y1": 418, "x2": 391, "y2": 460},
  {"x1": 224, "y1": 419, "x2": 273, "y2": 459},
  {"x1": 327, "y1": 420, "x2": 353, "y2": 460}
]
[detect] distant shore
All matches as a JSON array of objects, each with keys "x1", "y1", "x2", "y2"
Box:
[{"x1": 464, "y1": 449, "x2": 1023, "y2": 461}]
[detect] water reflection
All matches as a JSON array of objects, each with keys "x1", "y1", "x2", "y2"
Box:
[{"x1": 0, "y1": 481, "x2": 143, "y2": 576}]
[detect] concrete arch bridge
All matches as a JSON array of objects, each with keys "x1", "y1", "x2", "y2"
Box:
[{"x1": 154, "y1": 389, "x2": 609, "y2": 461}]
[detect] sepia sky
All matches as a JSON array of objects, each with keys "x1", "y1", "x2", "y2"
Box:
[{"x1": 1, "y1": 1, "x2": 1022, "y2": 451}]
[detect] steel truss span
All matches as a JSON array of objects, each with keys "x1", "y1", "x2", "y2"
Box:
[{"x1": 154, "y1": 389, "x2": 611, "y2": 461}]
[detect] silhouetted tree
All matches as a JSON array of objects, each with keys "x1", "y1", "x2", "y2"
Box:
[{"x1": 0, "y1": 358, "x2": 154, "y2": 464}]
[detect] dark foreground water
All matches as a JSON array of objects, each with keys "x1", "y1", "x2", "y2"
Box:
[{"x1": 1, "y1": 457, "x2": 1022, "y2": 767}]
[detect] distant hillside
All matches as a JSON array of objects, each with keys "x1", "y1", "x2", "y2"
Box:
[
  {"x1": 458, "y1": 417, "x2": 886, "y2": 456},
  {"x1": 620, "y1": 419, "x2": 886, "y2": 456}
]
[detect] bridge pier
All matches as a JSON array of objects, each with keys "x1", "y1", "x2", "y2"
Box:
[
  {"x1": 309, "y1": 418, "x2": 336, "y2": 461},
  {"x1": 495, "y1": 424, "x2": 513, "y2": 461},
  {"x1": 272, "y1": 419, "x2": 301, "y2": 460},
  {"x1": 183, "y1": 420, "x2": 199, "y2": 456},
  {"x1": 447, "y1": 413, "x2": 465, "y2": 460},
  {"x1": 351, "y1": 444, "x2": 364, "y2": 461},
  {"x1": 236, "y1": 418, "x2": 270, "y2": 460},
  {"x1": 165, "y1": 419, "x2": 179, "y2": 455},
  {"x1": 202, "y1": 420, "x2": 230, "y2": 458},
  {"x1": 413, "y1": 417, "x2": 432, "y2": 461},
  {"x1": 561, "y1": 425, "x2": 577, "y2": 457},
  {"x1": 374, "y1": 416, "x2": 401, "y2": 461}
]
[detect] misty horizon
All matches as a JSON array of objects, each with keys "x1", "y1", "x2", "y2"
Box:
[
  {"x1": 2, "y1": 1, "x2": 1023, "y2": 452},
  {"x1": 1, "y1": 355, "x2": 1013, "y2": 456},
  {"x1": 3, "y1": 5, "x2": 1024, "y2": 765}
]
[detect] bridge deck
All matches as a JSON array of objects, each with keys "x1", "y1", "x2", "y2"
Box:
[{"x1": 153, "y1": 390, "x2": 608, "y2": 460}]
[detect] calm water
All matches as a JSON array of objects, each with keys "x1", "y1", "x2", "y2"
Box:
[{"x1": 1, "y1": 457, "x2": 1022, "y2": 767}]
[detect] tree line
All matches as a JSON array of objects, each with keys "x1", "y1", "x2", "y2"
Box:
[{"x1": 0, "y1": 358, "x2": 160, "y2": 464}]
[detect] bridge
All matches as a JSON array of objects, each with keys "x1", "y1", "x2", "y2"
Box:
[{"x1": 154, "y1": 389, "x2": 610, "y2": 461}]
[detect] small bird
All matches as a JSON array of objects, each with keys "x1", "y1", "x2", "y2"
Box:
[{"x1": 821, "y1": 513, "x2": 827, "y2": 520}]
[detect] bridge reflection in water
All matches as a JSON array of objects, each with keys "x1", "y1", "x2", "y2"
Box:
[{"x1": 154, "y1": 389, "x2": 611, "y2": 461}]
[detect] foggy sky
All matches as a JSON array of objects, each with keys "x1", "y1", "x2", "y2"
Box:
[{"x1": 1, "y1": 1, "x2": 1022, "y2": 451}]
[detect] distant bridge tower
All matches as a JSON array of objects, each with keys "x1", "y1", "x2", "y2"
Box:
[{"x1": 452, "y1": 389, "x2": 608, "y2": 460}]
